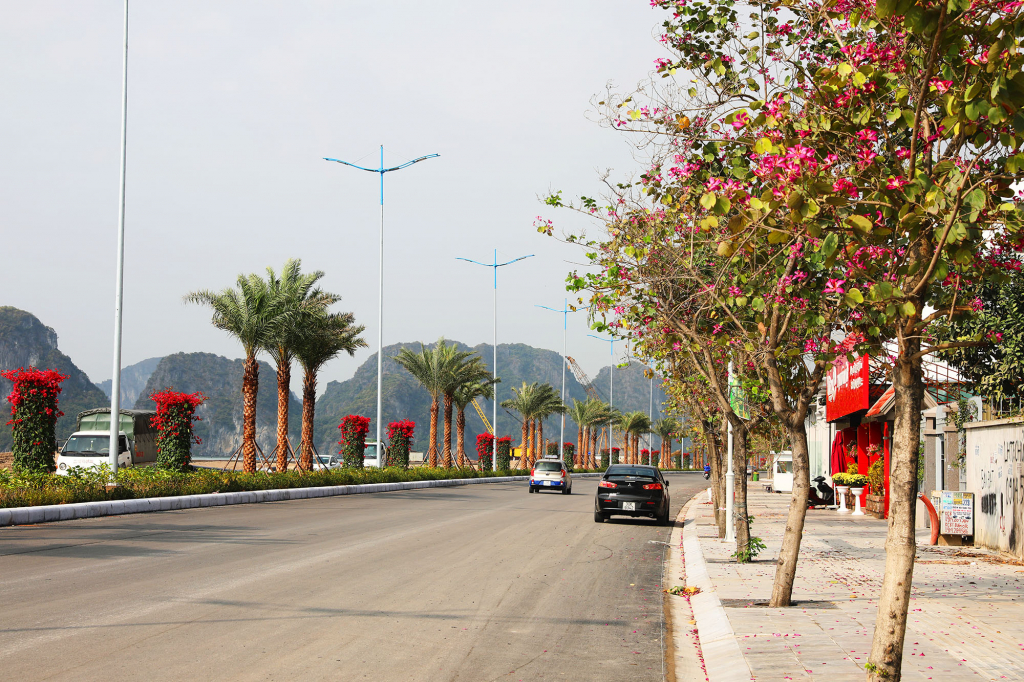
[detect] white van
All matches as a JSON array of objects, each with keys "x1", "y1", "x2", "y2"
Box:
[{"x1": 55, "y1": 409, "x2": 157, "y2": 475}]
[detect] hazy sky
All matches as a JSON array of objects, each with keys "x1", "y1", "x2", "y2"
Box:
[{"x1": 1, "y1": 1, "x2": 666, "y2": 389}]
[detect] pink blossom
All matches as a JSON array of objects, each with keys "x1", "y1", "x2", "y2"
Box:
[
  {"x1": 824, "y1": 278, "x2": 846, "y2": 295},
  {"x1": 856, "y1": 130, "x2": 878, "y2": 142},
  {"x1": 930, "y1": 79, "x2": 953, "y2": 94},
  {"x1": 886, "y1": 176, "x2": 911, "y2": 190}
]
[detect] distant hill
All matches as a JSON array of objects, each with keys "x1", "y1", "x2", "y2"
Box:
[
  {"x1": 312, "y1": 341, "x2": 667, "y2": 458},
  {"x1": 97, "y1": 356, "x2": 163, "y2": 407},
  {"x1": 134, "y1": 352, "x2": 301, "y2": 459},
  {"x1": 0, "y1": 307, "x2": 110, "y2": 449}
]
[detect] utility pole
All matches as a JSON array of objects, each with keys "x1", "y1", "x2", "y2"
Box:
[
  {"x1": 457, "y1": 251, "x2": 534, "y2": 468},
  {"x1": 108, "y1": 0, "x2": 130, "y2": 474},
  {"x1": 536, "y1": 300, "x2": 578, "y2": 460},
  {"x1": 324, "y1": 147, "x2": 439, "y2": 462}
]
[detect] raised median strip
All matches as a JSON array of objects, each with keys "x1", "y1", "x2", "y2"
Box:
[{"x1": 0, "y1": 472, "x2": 606, "y2": 527}]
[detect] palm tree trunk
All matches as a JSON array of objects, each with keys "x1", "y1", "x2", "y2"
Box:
[
  {"x1": 241, "y1": 354, "x2": 259, "y2": 473},
  {"x1": 590, "y1": 429, "x2": 598, "y2": 469},
  {"x1": 276, "y1": 361, "x2": 291, "y2": 472},
  {"x1": 520, "y1": 418, "x2": 529, "y2": 469},
  {"x1": 300, "y1": 368, "x2": 317, "y2": 471},
  {"x1": 456, "y1": 409, "x2": 466, "y2": 468},
  {"x1": 577, "y1": 425, "x2": 584, "y2": 468},
  {"x1": 538, "y1": 419, "x2": 544, "y2": 460},
  {"x1": 442, "y1": 392, "x2": 454, "y2": 468},
  {"x1": 428, "y1": 396, "x2": 439, "y2": 467},
  {"x1": 529, "y1": 419, "x2": 537, "y2": 467}
]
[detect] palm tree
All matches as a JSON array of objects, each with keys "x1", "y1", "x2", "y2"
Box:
[
  {"x1": 263, "y1": 259, "x2": 338, "y2": 472},
  {"x1": 628, "y1": 412, "x2": 653, "y2": 465},
  {"x1": 453, "y1": 377, "x2": 497, "y2": 467},
  {"x1": 187, "y1": 273, "x2": 293, "y2": 473},
  {"x1": 617, "y1": 411, "x2": 649, "y2": 465},
  {"x1": 654, "y1": 417, "x2": 681, "y2": 468},
  {"x1": 585, "y1": 401, "x2": 616, "y2": 468},
  {"x1": 394, "y1": 343, "x2": 443, "y2": 467},
  {"x1": 501, "y1": 382, "x2": 538, "y2": 469},
  {"x1": 436, "y1": 342, "x2": 491, "y2": 468},
  {"x1": 292, "y1": 312, "x2": 367, "y2": 469},
  {"x1": 565, "y1": 399, "x2": 590, "y2": 469}
]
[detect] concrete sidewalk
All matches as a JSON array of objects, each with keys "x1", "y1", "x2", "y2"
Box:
[{"x1": 686, "y1": 486, "x2": 1024, "y2": 681}]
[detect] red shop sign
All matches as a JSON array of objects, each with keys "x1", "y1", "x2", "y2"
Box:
[{"x1": 826, "y1": 354, "x2": 870, "y2": 422}]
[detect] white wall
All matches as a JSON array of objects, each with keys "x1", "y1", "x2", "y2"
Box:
[{"x1": 965, "y1": 417, "x2": 1024, "y2": 558}]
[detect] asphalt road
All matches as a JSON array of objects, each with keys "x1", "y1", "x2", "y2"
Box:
[{"x1": 0, "y1": 472, "x2": 706, "y2": 681}]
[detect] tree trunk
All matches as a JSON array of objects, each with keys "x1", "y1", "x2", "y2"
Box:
[
  {"x1": 577, "y1": 425, "x2": 584, "y2": 468},
  {"x1": 300, "y1": 368, "x2": 317, "y2": 471},
  {"x1": 520, "y1": 419, "x2": 529, "y2": 470},
  {"x1": 428, "y1": 397, "x2": 439, "y2": 467},
  {"x1": 710, "y1": 419, "x2": 727, "y2": 538},
  {"x1": 867, "y1": 347, "x2": 924, "y2": 681},
  {"x1": 276, "y1": 360, "x2": 291, "y2": 472},
  {"x1": 456, "y1": 409, "x2": 466, "y2": 467},
  {"x1": 442, "y1": 392, "x2": 454, "y2": 468},
  {"x1": 241, "y1": 355, "x2": 259, "y2": 473},
  {"x1": 590, "y1": 429, "x2": 599, "y2": 468},
  {"x1": 538, "y1": 419, "x2": 545, "y2": 460},
  {"x1": 529, "y1": 419, "x2": 537, "y2": 467},
  {"x1": 731, "y1": 417, "x2": 751, "y2": 561},
  {"x1": 769, "y1": 416, "x2": 811, "y2": 606}
]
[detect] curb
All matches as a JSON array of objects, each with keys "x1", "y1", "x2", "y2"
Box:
[
  {"x1": 0, "y1": 475, "x2": 531, "y2": 528},
  {"x1": 682, "y1": 494, "x2": 754, "y2": 682},
  {"x1": 666, "y1": 493, "x2": 706, "y2": 681},
  {"x1": 0, "y1": 471, "x2": 608, "y2": 528}
]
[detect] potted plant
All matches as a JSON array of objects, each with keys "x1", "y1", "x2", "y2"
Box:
[
  {"x1": 866, "y1": 458, "x2": 885, "y2": 517},
  {"x1": 844, "y1": 473, "x2": 869, "y2": 515},
  {"x1": 831, "y1": 472, "x2": 854, "y2": 513}
]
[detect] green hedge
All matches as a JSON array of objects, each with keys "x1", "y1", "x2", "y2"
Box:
[{"x1": 0, "y1": 465, "x2": 527, "y2": 509}]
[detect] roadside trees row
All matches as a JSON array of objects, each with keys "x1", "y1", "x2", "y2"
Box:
[
  {"x1": 188, "y1": 259, "x2": 366, "y2": 473},
  {"x1": 544, "y1": 0, "x2": 1024, "y2": 676}
]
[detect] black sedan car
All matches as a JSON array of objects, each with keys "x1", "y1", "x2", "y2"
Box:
[{"x1": 594, "y1": 464, "x2": 671, "y2": 524}]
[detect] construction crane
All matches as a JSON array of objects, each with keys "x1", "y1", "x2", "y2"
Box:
[
  {"x1": 472, "y1": 398, "x2": 494, "y2": 434},
  {"x1": 566, "y1": 356, "x2": 602, "y2": 401}
]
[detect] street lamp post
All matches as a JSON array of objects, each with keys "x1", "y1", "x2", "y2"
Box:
[
  {"x1": 456, "y1": 250, "x2": 534, "y2": 469},
  {"x1": 535, "y1": 299, "x2": 577, "y2": 460},
  {"x1": 107, "y1": 0, "x2": 130, "y2": 474},
  {"x1": 325, "y1": 146, "x2": 439, "y2": 462},
  {"x1": 588, "y1": 334, "x2": 615, "y2": 463}
]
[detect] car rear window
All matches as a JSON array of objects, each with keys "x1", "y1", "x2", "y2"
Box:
[
  {"x1": 605, "y1": 466, "x2": 659, "y2": 482},
  {"x1": 535, "y1": 461, "x2": 563, "y2": 471}
]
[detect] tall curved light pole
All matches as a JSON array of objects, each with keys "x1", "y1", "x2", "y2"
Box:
[
  {"x1": 588, "y1": 334, "x2": 615, "y2": 462},
  {"x1": 456, "y1": 250, "x2": 534, "y2": 469},
  {"x1": 325, "y1": 147, "x2": 439, "y2": 461},
  {"x1": 535, "y1": 299, "x2": 578, "y2": 459},
  {"x1": 108, "y1": 0, "x2": 130, "y2": 474}
]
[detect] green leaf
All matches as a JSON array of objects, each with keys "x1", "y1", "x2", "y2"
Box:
[
  {"x1": 845, "y1": 288, "x2": 865, "y2": 307},
  {"x1": 700, "y1": 192, "x2": 717, "y2": 210},
  {"x1": 753, "y1": 138, "x2": 773, "y2": 154},
  {"x1": 845, "y1": 214, "x2": 874, "y2": 232},
  {"x1": 900, "y1": 301, "x2": 916, "y2": 316},
  {"x1": 822, "y1": 233, "x2": 839, "y2": 256},
  {"x1": 966, "y1": 81, "x2": 983, "y2": 100},
  {"x1": 715, "y1": 196, "x2": 732, "y2": 214},
  {"x1": 837, "y1": 63, "x2": 854, "y2": 77},
  {"x1": 990, "y1": 106, "x2": 1006, "y2": 125},
  {"x1": 875, "y1": 0, "x2": 898, "y2": 18},
  {"x1": 751, "y1": 297, "x2": 765, "y2": 312},
  {"x1": 965, "y1": 188, "x2": 986, "y2": 210}
]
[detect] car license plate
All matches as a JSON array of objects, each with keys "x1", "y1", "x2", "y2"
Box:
[
  {"x1": 544, "y1": 480, "x2": 552, "y2": 486},
  {"x1": 622, "y1": 502, "x2": 636, "y2": 511}
]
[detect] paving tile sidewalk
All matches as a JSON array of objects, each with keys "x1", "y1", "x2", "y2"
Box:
[{"x1": 690, "y1": 485, "x2": 1024, "y2": 681}]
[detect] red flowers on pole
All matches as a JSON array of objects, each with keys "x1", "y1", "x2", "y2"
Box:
[
  {"x1": 338, "y1": 415, "x2": 371, "y2": 468},
  {"x1": 387, "y1": 419, "x2": 415, "y2": 468},
  {"x1": 1, "y1": 367, "x2": 67, "y2": 472},
  {"x1": 476, "y1": 433, "x2": 495, "y2": 471},
  {"x1": 495, "y1": 436, "x2": 513, "y2": 471},
  {"x1": 150, "y1": 389, "x2": 207, "y2": 471}
]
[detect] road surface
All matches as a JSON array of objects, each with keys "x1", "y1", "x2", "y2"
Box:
[{"x1": 0, "y1": 472, "x2": 705, "y2": 681}]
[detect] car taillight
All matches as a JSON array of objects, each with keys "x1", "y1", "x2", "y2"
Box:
[
  {"x1": 643, "y1": 482, "x2": 663, "y2": 490},
  {"x1": 560, "y1": 470, "x2": 566, "y2": 478},
  {"x1": 598, "y1": 480, "x2": 617, "y2": 488},
  {"x1": 531, "y1": 469, "x2": 536, "y2": 477}
]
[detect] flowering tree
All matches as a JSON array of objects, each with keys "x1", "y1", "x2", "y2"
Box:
[
  {"x1": 563, "y1": 442, "x2": 576, "y2": 470},
  {"x1": 544, "y1": 0, "x2": 1024, "y2": 674},
  {"x1": 476, "y1": 433, "x2": 495, "y2": 470},
  {"x1": 1, "y1": 368, "x2": 66, "y2": 472},
  {"x1": 495, "y1": 436, "x2": 513, "y2": 471},
  {"x1": 610, "y1": 446, "x2": 620, "y2": 465},
  {"x1": 387, "y1": 420, "x2": 415, "y2": 468},
  {"x1": 150, "y1": 389, "x2": 207, "y2": 471},
  {"x1": 338, "y1": 415, "x2": 371, "y2": 469},
  {"x1": 652, "y1": 449, "x2": 661, "y2": 467},
  {"x1": 641, "y1": 448, "x2": 651, "y2": 465}
]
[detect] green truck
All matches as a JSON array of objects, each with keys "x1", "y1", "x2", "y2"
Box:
[{"x1": 54, "y1": 409, "x2": 158, "y2": 475}]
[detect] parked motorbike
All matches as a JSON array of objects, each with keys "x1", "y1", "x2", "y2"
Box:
[{"x1": 808, "y1": 475, "x2": 835, "y2": 506}]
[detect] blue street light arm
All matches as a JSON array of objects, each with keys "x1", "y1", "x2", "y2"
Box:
[{"x1": 323, "y1": 153, "x2": 440, "y2": 174}]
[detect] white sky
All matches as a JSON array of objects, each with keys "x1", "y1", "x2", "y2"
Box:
[{"x1": 0, "y1": 1, "x2": 665, "y2": 388}]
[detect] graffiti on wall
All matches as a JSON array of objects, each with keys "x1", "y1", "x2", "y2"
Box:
[{"x1": 967, "y1": 421, "x2": 1024, "y2": 559}]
